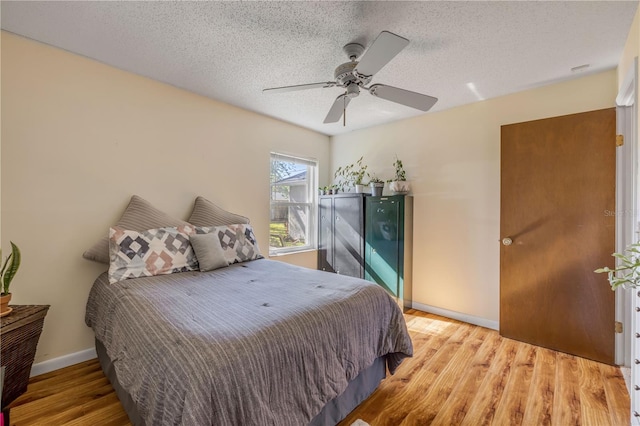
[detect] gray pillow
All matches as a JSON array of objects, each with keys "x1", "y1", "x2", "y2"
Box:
[
  {"x1": 190, "y1": 233, "x2": 229, "y2": 272},
  {"x1": 83, "y1": 195, "x2": 189, "y2": 264},
  {"x1": 188, "y1": 196, "x2": 249, "y2": 227}
]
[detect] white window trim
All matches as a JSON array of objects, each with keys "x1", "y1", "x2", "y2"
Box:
[{"x1": 269, "y1": 152, "x2": 318, "y2": 255}]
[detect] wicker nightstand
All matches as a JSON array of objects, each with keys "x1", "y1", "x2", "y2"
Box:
[{"x1": 1, "y1": 305, "x2": 49, "y2": 424}]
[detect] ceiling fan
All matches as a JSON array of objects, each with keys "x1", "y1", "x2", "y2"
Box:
[{"x1": 263, "y1": 31, "x2": 438, "y2": 126}]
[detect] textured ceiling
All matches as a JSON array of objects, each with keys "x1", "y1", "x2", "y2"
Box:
[{"x1": 1, "y1": 1, "x2": 638, "y2": 136}]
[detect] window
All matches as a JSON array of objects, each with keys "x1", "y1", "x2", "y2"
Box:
[{"x1": 270, "y1": 153, "x2": 317, "y2": 255}]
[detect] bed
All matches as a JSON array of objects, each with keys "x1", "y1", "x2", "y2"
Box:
[{"x1": 85, "y1": 258, "x2": 413, "y2": 425}]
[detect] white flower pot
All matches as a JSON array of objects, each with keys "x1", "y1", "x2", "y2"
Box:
[
  {"x1": 389, "y1": 180, "x2": 410, "y2": 194},
  {"x1": 355, "y1": 184, "x2": 366, "y2": 193}
]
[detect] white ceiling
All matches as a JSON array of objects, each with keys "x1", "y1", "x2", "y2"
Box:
[{"x1": 1, "y1": 1, "x2": 638, "y2": 136}]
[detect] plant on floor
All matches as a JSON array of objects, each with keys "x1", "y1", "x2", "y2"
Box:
[
  {"x1": 595, "y1": 241, "x2": 640, "y2": 290},
  {"x1": 1, "y1": 242, "x2": 21, "y2": 295}
]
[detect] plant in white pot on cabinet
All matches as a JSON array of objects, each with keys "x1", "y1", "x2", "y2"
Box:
[
  {"x1": 389, "y1": 156, "x2": 410, "y2": 194},
  {"x1": 334, "y1": 157, "x2": 369, "y2": 193},
  {"x1": 0, "y1": 242, "x2": 21, "y2": 317},
  {"x1": 351, "y1": 157, "x2": 369, "y2": 193}
]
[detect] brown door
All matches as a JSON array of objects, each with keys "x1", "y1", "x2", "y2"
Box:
[{"x1": 500, "y1": 108, "x2": 616, "y2": 364}]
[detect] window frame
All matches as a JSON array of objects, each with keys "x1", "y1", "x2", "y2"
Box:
[{"x1": 269, "y1": 152, "x2": 318, "y2": 256}]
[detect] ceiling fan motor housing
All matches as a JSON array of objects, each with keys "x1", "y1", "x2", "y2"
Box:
[{"x1": 334, "y1": 62, "x2": 358, "y2": 86}]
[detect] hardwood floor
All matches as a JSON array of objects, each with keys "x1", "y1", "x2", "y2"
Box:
[{"x1": 9, "y1": 309, "x2": 629, "y2": 425}]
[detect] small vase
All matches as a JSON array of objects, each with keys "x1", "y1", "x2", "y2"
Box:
[
  {"x1": 355, "y1": 184, "x2": 366, "y2": 193},
  {"x1": 0, "y1": 293, "x2": 12, "y2": 316}
]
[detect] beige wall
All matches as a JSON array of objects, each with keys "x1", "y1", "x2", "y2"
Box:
[
  {"x1": 331, "y1": 70, "x2": 617, "y2": 323},
  {"x1": 618, "y1": 7, "x2": 639, "y2": 90},
  {"x1": 1, "y1": 32, "x2": 330, "y2": 363}
]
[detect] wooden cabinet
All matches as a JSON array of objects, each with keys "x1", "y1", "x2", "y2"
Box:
[
  {"x1": 365, "y1": 195, "x2": 413, "y2": 311},
  {"x1": 317, "y1": 193, "x2": 366, "y2": 278},
  {"x1": 1, "y1": 305, "x2": 49, "y2": 424}
]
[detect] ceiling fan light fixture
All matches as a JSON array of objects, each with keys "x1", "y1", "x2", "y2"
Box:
[{"x1": 346, "y1": 83, "x2": 360, "y2": 98}]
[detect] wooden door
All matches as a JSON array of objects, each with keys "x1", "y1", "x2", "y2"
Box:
[{"x1": 500, "y1": 108, "x2": 616, "y2": 364}]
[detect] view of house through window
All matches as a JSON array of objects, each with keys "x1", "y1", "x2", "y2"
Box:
[{"x1": 270, "y1": 153, "x2": 317, "y2": 254}]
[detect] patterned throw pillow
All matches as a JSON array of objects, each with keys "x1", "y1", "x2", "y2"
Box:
[
  {"x1": 108, "y1": 225, "x2": 199, "y2": 284},
  {"x1": 196, "y1": 224, "x2": 263, "y2": 264}
]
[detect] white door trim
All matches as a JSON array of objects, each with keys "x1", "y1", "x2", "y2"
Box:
[
  {"x1": 615, "y1": 57, "x2": 638, "y2": 423},
  {"x1": 616, "y1": 104, "x2": 635, "y2": 367},
  {"x1": 615, "y1": 58, "x2": 637, "y2": 366}
]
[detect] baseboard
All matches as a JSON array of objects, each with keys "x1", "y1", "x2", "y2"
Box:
[
  {"x1": 411, "y1": 301, "x2": 499, "y2": 331},
  {"x1": 30, "y1": 347, "x2": 97, "y2": 377}
]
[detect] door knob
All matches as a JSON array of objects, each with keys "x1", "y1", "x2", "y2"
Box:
[{"x1": 502, "y1": 237, "x2": 513, "y2": 246}]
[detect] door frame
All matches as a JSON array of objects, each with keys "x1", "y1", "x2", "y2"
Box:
[{"x1": 615, "y1": 57, "x2": 638, "y2": 369}]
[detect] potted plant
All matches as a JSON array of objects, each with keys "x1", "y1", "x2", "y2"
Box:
[
  {"x1": 351, "y1": 157, "x2": 369, "y2": 193},
  {"x1": 334, "y1": 157, "x2": 369, "y2": 193},
  {"x1": 1, "y1": 242, "x2": 21, "y2": 316},
  {"x1": 595, "y1": 242, "x2": 640, "y2": 289},
  {"x1": 389, "y1": 156, "x2": 410, "y2": 194},
  {"x1": 369, "y1": 176, "x2": 384, "y2": 196}
]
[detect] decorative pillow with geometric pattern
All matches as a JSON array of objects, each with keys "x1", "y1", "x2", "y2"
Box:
[
  {"x1": 195, "y1": 224, "x2": 263, "y2": 265},
  {"x1": 108, "y1": 225, "x2": 199, "y2": 284}
]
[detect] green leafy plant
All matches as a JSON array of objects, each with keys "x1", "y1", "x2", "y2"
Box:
[
  {"x1": 1, "y1": 242, "x2": 21, "y2": 295},
  {"x1": 595, "y1": 242, "x2": 640, "y2": 290},
  {"x1": 392, "y1": 156, "x2": 407, "y2": 181},
  {"x1": 369, "y1": 176, "x2": 384, "y2": 184},
  {"x1": 334, "y1": 157, "x2": 369, "y2": 191}
]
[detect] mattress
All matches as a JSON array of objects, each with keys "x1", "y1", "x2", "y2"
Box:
[{"x1": 85, "y1": 259, "x2": 412, "y2": 425}]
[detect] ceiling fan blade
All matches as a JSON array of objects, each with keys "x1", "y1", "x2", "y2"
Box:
[
  {"x1": 369, "y1": 84, "x2": 438, "y2": 111},
  {"x1": 324, "y1": 94, "x2": 351, "y2": 123},
  {"x1": 354, "y1": 31, "x2": 409, "y2": 78},
  {"x1": 263, "y1": 82, "x2": 336, "y2": 94}
]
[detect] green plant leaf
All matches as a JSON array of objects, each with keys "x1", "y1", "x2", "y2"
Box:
[
  {"x1": 2, "y1": 242, "x2": 21, "y2": 294},
  {"x1": 0, "y1": 253, "x2": 10, "y2": 287}
]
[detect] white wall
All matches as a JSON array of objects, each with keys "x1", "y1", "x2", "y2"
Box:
[
  {"x1": 1, "y1": 32, "x2": 330, "y2": 364},
  {"x1": 618, "y1": 7, "x2": 639, "y2": 91},
  {"x1": 331, "y1": 70, "x2": 617, "y2": 324}
]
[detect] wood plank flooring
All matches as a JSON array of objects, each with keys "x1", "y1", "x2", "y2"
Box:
[{"x1": 8, "y1": 309, "x2": 629, "y2": 425}]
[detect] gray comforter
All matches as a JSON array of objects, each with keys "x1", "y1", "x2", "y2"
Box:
[{"x1": 85, "y1": 259, "x2": 412, "y2": 425}]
